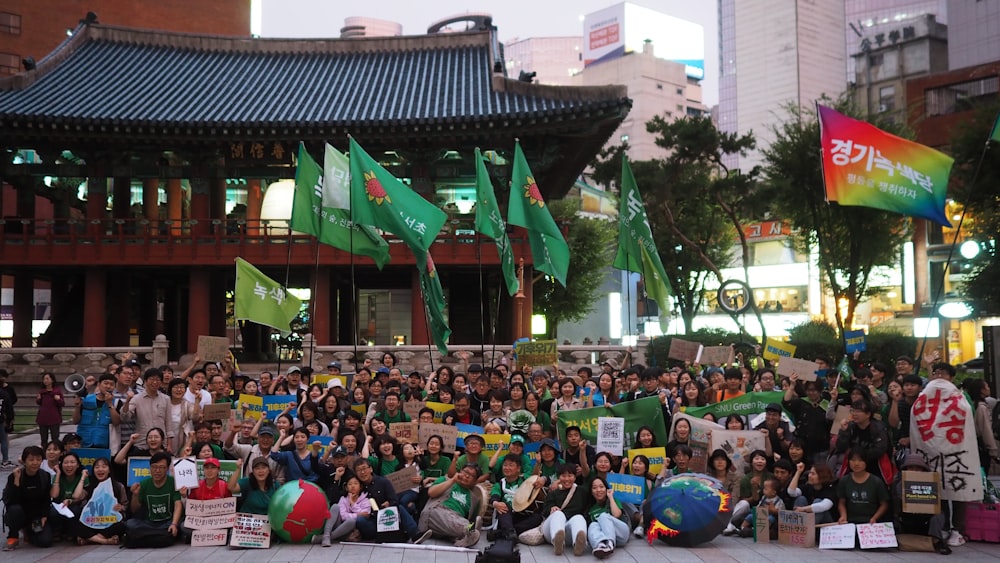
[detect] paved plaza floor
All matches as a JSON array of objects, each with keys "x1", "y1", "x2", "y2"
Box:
[{"x1": 3, "y1": 430, "x2": 1000, "y2": 562}]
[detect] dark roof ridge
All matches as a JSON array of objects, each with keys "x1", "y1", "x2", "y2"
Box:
[{"x1": 491, "y1": 75, "x2": 627, "y2": 103}]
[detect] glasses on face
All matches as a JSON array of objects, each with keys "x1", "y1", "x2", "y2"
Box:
[{"x1": 150, "y1": 464, "x2": 168, "y2": 472}]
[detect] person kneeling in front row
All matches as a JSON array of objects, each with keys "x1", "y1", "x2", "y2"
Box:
[{"x1": 3, "y1": 446, "x2": 54, "y2": 550}]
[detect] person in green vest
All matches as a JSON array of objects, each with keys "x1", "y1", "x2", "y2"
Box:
[
  {"x1": 420, "y1": 434, "x2": 453, "y2": 480},
  {"x1": 414, "y1": 463, "x2": 483, "y2": 547},
  {"x1": 489, "y1": 454, "x2": 544, "y2": 541}
]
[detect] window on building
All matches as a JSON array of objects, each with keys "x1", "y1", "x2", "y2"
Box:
[
  {"x1": 676, "y1": 87, "x2": 683, "y2": 95},
  {"x1": 0, "y1": 12, "x2": 20, "y2": 35},
  {"x1": 0, "y1": 52, "x2": 19, "y2": 75},
  {"x1": 868, "y1": 53, "x2": 884, "y2": 67},
  {"x1": 925, "y1": 76, "x2": 1000, "y2": 116},
  {"x1": 878, "y1": 86, "x2": 895, "y2": 112}
]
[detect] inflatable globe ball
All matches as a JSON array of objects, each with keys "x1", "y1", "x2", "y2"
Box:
[{"x1": 268, "y1": 480, "x2": 330, "y2": 543}]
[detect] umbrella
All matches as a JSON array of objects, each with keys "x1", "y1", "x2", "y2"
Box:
[{"x1": 645, "y1": 473, "x2": 732, "y2": 546}]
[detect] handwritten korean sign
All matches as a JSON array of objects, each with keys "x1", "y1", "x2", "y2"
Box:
[
  {"x1": 909, "y1": 379, "x2": 981, "y2": 502},
  {"x1": 515, "y1": 340, "x2": 558, "y2": 368}
]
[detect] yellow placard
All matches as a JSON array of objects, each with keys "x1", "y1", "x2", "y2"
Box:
[
  {"x1": 627, "y1": 446, "x2": 667, "y2": 476},
  {"x1": 351, "y1": 404, "x2": 367, "y2": 417},
  {"x1": 238, "y1": 394, "x2": 264, "y2": 421},
  {"x1": 313, "y1": 374, "x2": 348, "y2": 388},
  {"x1": 762, "y1": 338, "x2": 796, "y2": 361},
  {"x1": 424, "y1": 401, "x2": 453, "y2": 422},
  {"x1": 481, "y1": 433, "x2": 511, "y2": 460}
]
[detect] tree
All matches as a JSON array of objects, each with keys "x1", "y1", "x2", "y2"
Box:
[
  {"x1": 532, "y1": 199, "x2": 616, "y2": 338},
  {"x1": 759, "y1": 100, "x2": 911, "y2": 335},
  {"x1": 950, "y1": 100, "x2": 1000, "y2": 315}
]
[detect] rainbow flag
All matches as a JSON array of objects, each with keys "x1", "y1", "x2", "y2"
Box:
[{"x1": 818, "y1": 104, "x2": 953, "y2": 226}]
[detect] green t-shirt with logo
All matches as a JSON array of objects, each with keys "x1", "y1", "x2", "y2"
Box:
[
  {"x1": 368, "y1": 455, "x2": 401, "y2": 476},
  {"x1": 490, "y1": 475, "x2": 526, "y2": 505},
  {"x1": 422, "y1": 455, "x2": 452, "y2": 479},
  {"x1": 433, "y1": 476, "x2": 474, "y2": 518},
  {"x1": 57, "y1": 474, "x2": 84, "y2": 502},
  {"x1": 139, "y1": 476, "x2": 181, "y2": 522},
  {"x1": 587, "y1": 497, "x2": 624, "y2": 523}
]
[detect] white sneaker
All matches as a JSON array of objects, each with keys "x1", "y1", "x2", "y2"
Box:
[
  {"x1": 722, "y1": 523, "x2": 738, "y2": 536},
  {"x1": 947, "y1": 530, "x2": 966, "y2": 546},
  {"x1": 633, "y1": 526, "x2": 644, "y2": 538}
]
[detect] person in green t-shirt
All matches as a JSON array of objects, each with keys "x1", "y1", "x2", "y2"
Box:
[
  {"x1": 586, "y1": 477, "x2": 630, "y2": 557},
  {"x1": 227, "y1": 456, "x2": 277, "y2": 515},
  {"x1": 489, "y1": 454, "x2": 543, "y2": 541},
  {"x1": 420, "y1": 435, "x2": 453, "y2": 481},
  {"x1": 127, "y1": 452, "x2": 182, "y2": 539},
  {"x1": 374, "y1": 391, "x2": 411, "y2": 424},
  {"x1": 450, "y1": 434, "x2": 491, "y2": 483},
  {"x1": 414, "y1": 463, "x2": 482, "y2": 547},
  {"x1": 368, "y1": 435, "x2": 401, "y2": 476},
  {"x1": 490, "y1": 434, "x2": 533, "y2": 481},
  {"x1": 837, "y1": 448, "x2": 889, "y2": 525}
]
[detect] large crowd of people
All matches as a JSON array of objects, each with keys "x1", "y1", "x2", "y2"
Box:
[{"x1": 1, "y1": 350, "x2": 994, "y2": 557}]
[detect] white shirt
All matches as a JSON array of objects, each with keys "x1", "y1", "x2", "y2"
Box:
[{"x1": 184, "y1": 388, "x2": 212, "y2": 407}]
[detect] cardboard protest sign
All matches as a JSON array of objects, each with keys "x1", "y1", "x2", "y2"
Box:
[
  {"x1": 196, "y1": 459, "x2": 239, "y2": 483},
  {"x1": 515, "y1": 339, "x2": 558, "y2": 368},
  {"x1": 819, "y1": 523, "x2": 856, "y2": 549},
  {"x1": 402, "y1": 400, "x2": 426, "y2": 421},
  {"x1": 126, "y1": 457, "x2": 150, "y2": 487},
  {"x1": 197, "y1": 336, "x2": 230, "y2": 362},
  {"x1": 909, "y1": 379, "x2": 983, "y2": 502},
  {"x1": 699, "y1": 346, "x2": 734, "y2": 367},
  {"x1": 607, "y1": 473, "x2": 646, "y2": 504},
  {"x1": 709, "y1": 429, "x2": 766, "y2": 477},
  {"x1": 776, "y1": 357, "x2": 820, "y2": 381},
  {"x1": 555, "y1": 396, "x2": 668, "y2": 451},
  {"x1": 80, "y1": 479, "x2": 123, "y2": 529},
  {"x1": 389, "y1": 422, "x2": 418, "y2": 444},
  {"x1": 385, "y1": 464, "x2": 420, "y2": 494},
  {"x1": 778, "y1": 510, "x2": 815, "y2": 547},
  {"x1": 627, "y1": 447, "x2": 667, "y2": 476},
  {"x1": 417, "y1": 422, "x2": 459, "y2": 453},
  {"x1": 755, "y1": 506, "x2": 770, "y2": 543},
  {"x1": 192, "y1": 529, "x2": 229, "y2": 547},
  {"x1": 238, "y1": 394, "x2": 264, "y2": 420},
  {"x1": 667, "y1": 338, "x2": 703, "y2": 363},
  {"x1": 669, "y1": 412, "x2": 721, "y2": 473},
  {"x1": 597, "y1": 417, "x2": 626, "y2": 456},
  {"x1": 184, "y1": 497, "x2": 238, "y2": 530},
  {"x1": 831, "y1": 406, "x2": 851, "y2": 436},
  {"x1": 71, "y1": 448, "x2": 111, "y2": 475},
  {"x1": 844, "y1": 330, "x2": 867, "y2": 354},
  {"x1": 231, "y1": 513, "x2": 270, "y2": 548},
  {"x1": 202, "y1": 402, "x2": 232, "y2": 423},
  {"x1": 857, "y1": 522, "x2": 897, "y2": 549},
  {"x1": 263, "y1": 396, "x2": 297, "y2": 420},
  {"x1": 172, "y1": 457, "x2": 199, "y2": 490},
  {"x1": 901, "y1": 470, "x2": 941, "y2": 514},
  {"x1": 762, "y1": 338, "x2": 796, "y2": 361}
]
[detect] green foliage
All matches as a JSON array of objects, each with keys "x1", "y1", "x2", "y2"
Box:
[
  {"x1": 760, "y1": 100, "x2": 911, "y2": 333},
  {"x1": 787, "y1": 320, "x2": 840, "y2": 362},
  {"x1": 532, "y1": 199, "x2": 616, "y2": 337},
  {"x1": 862, "y1": 329, "x2": 918, "y2": 364},
  {"x1": 647, "y1": 327, "x2": 752, "y2": 367},
  {"x1": 951, "y1": 100, "x2": 1000, "y2": 316}
]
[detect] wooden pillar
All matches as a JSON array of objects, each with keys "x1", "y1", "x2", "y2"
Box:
[
  {"x1": 187, "y1": 269, "x2": 211, "y2": 353},
  {"x1": 210, "y1": 177, "x2": 227, "y2": 234},
  {"x1": 190, "y1": 179, "x2": 210, "y2": 236},
  {"x1": 86, "y1": 174, "x2": 107, "y2": 235},
  {"x1": 143, "y1": 178, "x2": 159, "y2": 228},
  {"x1": 209, "y1": 272, "x2": 227, "y2": 339},
  {"x1": 107, "y1": 271, "x2": 131, "y2": 346},
  {"x1": 411, "y1": 269, "x2": 429, "y2": 346},
  {"x1": 337, "y1": 282, "x2": 354, "y2": 346},
  {"x1": 311, "y1": 265, "x2": 330, "y2": 345},
  {"x1": 82, "y1": 268, "x2": 107, "y2": 347},
  {"x1": 166, "y1": 178, "x2": 182, "y2": 235},
  {"x1": 112, "y1": 176, "x2": 131, "y2": 220},
  {"x1": 246, "y1": 179, "x2": 262, "y2": 236},
  {"x1": 11, "y1": 273, "x2": 33, "y2": 347}
]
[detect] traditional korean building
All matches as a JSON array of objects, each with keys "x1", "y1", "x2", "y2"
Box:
[{"x1": 0, "y1": 19, "x2": 630, "y2": 357}]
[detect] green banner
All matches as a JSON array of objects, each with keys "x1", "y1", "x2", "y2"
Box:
[
  {"x1": 555, "y1": 396, "x2": 666, "y2": 452},
  {"x1": 682, "y1": 391, "x2": 786, "y2": 420}
]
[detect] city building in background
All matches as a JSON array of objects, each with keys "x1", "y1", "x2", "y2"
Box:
[
  {"x1": 340, "y1": 16, "x2": 402, "y2": 38},
  {"x1": 503, "y1": 36, "x2": 582, "y2": 86},
  {"x1": 945, "y1": 0, "x2": 1000, "y2": 70},
  {"x1": 844, "y1": 0, "x2": 948, "y2": 83}
]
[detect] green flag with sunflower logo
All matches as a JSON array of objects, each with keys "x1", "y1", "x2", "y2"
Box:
[
  {"x1": 507, "y1": 141, "x2": 569, "y2": 287},
  {"x1": 348, "y1": 137, "x2": 447, "y2": 252}
]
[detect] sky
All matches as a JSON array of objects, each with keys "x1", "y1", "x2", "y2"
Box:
[{"x1": 257, "y1": 0, "x2": 719, "y2": 105}]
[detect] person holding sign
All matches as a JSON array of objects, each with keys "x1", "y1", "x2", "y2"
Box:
[
  {"x1": 127, "y1": 452, "x2": 181, "y2": 543},
  {"x1": 75, "y1": 457, "x2": 127, "y2": 545},
  {"x1": 48, "y1": 451, "x2": 88, "y2": 542},
  {"x1": 413, "y1": 463, "x2": 484, "y2": 547},
  {"x1": 185, "y1": 457, "x2": 231, "y2": 501},
  {"x1": 269, "y1": 428, "x2": 320, "y2": 483},
  {"x1": 586, "y1": 477, "x2": 630, "y2": 557},
  {"x1": 892, "y1": 454, "x2": 951, "y2": 554}
]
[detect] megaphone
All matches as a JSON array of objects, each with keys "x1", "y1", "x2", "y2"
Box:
[{"x1": 64, "y1": 373, "x2": 87, "y2": 397}]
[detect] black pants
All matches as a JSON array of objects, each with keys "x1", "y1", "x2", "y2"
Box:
[
  {"x1": 4, "y1": 505, "x2": 54, "y2": 547},
  {"x1": 497, "y1": 509, "x2": 543, "y2": 535},
  {"x1": 39, "y1": 424, "x2": 60, "y2": 446}
]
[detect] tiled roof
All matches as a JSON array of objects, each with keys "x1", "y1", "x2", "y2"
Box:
[{"x1": 0, "y1": 24, "x2": 629, "y2": 131}]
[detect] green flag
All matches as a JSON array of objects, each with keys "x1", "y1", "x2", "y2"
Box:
[
  {"x1": 415, "y1": 250, "x2": 451, "y2": 355},
  {"x1": 473, "y1": 148, "x2": 518, "y2": 295},
  {"x1": 990, "y1": 113, "x2": 1000, "y2": 143},
  {"x1": 291, "y1": 143, "x2": 390, "y2": 269},
  {"x1": 234, "y1": 257, "x2": 302, "y2": 332},
  {"x1": 613, "y1": 156, "x2": 672, "y2": 326},
  {"x1": 837, "y1": 355, "x2": 854, "y2": 382},
  {"x1": 507, "y1": 141, "x2": 570, "y2": 286},
  {"x1": 348, "y1": 137, "x2": 447, "y2": 252}
]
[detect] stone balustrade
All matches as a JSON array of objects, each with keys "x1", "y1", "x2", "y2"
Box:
[{"x1": 0, "y1": 334, "x2": 169, "y2": 381}]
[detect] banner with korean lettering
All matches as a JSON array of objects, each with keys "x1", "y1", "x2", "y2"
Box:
[
  {"x1": 818, "y1": 104, "x2": 953, "y2": 226},
  {"x1": 683, "y1": 391, "x2": 786, "y2": 420},
  {"x1": 908, "y1": 378, "x2": 981, "y2": 502},
  {"x1": 234, "y1": 258, "x2": 302, "y2": 333},
  {"x1": 554, "y1": 396, "x2": 667, "y2": 451}
]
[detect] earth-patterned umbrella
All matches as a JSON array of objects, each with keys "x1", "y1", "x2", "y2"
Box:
[{"x1": 645, "y1": 473, "x2": 731, "y2": 547}]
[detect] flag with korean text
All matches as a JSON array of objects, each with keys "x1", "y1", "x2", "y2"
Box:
[
  {"x1": 818, "y1": 104, "x2": 953, "y2": 226},
  {"x1": 348, "y1": 137, "x2": 447, "y2": 252},
  {"x1": 613, "y1": 156, "x2": 672, "y2": 327},
  {"x1": 234, "y1": 258, "x2": 302, "y2": 333},
  {"x1": 474, "y1": 148, "x2": 518, "y2": 295},
  {"x1": 908, "y1": 378, "x2": 981, "y2": 502},
  {"x1": 507, "y1": 141, "x2": 570, "y2": 287},
  {"x1": 291, "y1": 143, "x2": 390, "y2": 268},
  {"x1": 415, "y1": 249, "x2": 451, "y2": 355}
]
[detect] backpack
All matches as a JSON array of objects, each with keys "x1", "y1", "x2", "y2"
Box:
[
  {"x1": 476, "y1": 538, "x2": 520, "y2": 563},
  {"x1": 123, "y1": 525, "x2": 176, "y2": 548}
]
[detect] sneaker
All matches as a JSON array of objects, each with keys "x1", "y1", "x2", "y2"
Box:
[
  {"x1": 3, "y1": 538, "x2": 17, "y2": 551},
  {"x1": 413, "y1": 530, "x2": 433, "y2": 545},
  {"x1": 321, "y1": 534, "x2": 331, "y2": 547},
  {"x1": 593, "y1": 545, "x2": 609, "y2": 559},
  {"x1": 454, "y1": 529, "x2": 480, "y2": 548},
  {"x1": 633, "y1": 526, "x2": 644, "y2": 538},
  {"x1": 552, "y1": 529, "x2": 565, "y2": 555},
  {"x1": 573, "y1": 529, "x2": 587, "y2": 556},
  {"x1": 947, "y1": 530, "x2": 966, "y2": 547},
  {"x1": 739, "y1": 526, "x2": 754, "y2": 538},
  {"x1": 1, "y1": 460, "x2": 15, "y2": 468},
  {"x1": 722, "y1": 523, "x2": 738, "y2": 536}
]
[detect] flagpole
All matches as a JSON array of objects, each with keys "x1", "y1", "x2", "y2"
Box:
[
  {"x1": 309, "y1": 237, "x2": 321, "y2": 369},
  {"x1": 490, "y1": 237, "x2": 508, "y2": 374},
  {"x1": 477, "y1": 231, "x2": 486, "y2": 365},
  {"x1": 418, "y1": 265, "x2": 436, "y2": 375},
  {"x1": 347, "y1": 137, "x2": 359, "y2": 374},
  {"x1": 637, "y1": 251, "x2": 657, "y2": 368},
  {"x1": 276, "y1": 224, "x2": 295, "y2": 376},
  {"x1": 916, "y1": 138, "x2": 992, "y2": 365}
]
